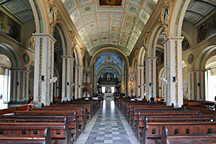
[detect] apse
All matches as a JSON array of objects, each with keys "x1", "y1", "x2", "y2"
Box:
[{"x1": 94, "y1": 52, "x2": 125, "y2": 95}]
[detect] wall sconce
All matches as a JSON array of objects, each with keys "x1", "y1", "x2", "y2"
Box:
[
  {"x1": 149, "y1": 83, "x2": 152, "y2": 87},
  {"x1": 172, "y1": 76, "x2": 176, "y2": 82},
  {"x1": 197, "y1": 83, "x2": 200, "y2": 87},
  {"x1": 41, "y1": 75, "x2": 45, "y2": 81}
]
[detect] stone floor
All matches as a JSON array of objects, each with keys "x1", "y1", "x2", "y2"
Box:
[{"x1": 75, "y1": 97, "x2": 139, "y2": 144}]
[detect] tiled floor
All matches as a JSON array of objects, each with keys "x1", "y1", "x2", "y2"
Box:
[{"x1": 75, "y1": 97, "x2": 139, "y2": 144}]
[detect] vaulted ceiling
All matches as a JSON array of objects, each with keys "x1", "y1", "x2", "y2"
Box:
[
  {"x1": 184, "y1": 0, "x2": 216, "y2": 25},
  {"x1": 62, "y1": 0, "x2": 157, "y2": 55},
  {"x1": 0, "y1": 0, "x2": 34, "y2": 23}
]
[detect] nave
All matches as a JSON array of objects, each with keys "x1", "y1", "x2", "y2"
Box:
[
  {"x1": 75, "y1": 97, "x2": 139, "y2": 144},
  {"x1": 1, "y1": 0, "x2": 216, "y2": 143}
]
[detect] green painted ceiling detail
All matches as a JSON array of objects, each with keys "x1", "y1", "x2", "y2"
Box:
[
  {"x1": 0, "y1": 0, "x2": 34, "y2": 23},
  {"x1": 62, "y1": 0, "x2": 157, "y2": 55}
]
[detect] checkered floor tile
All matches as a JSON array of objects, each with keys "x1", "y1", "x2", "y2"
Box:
[
  {"x1": 75, "y1": 97, "x2": 139, "y2": 144},
  {"x1": 85, "y1": 98, "x2": 132, "y2": 144}
]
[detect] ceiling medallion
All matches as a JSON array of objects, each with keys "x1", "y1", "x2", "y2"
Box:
[{"x1": 99, "y1": 0, "x2": 122, "y2": 6}]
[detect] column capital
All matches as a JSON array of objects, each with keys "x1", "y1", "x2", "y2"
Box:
[
  {"x1": 191, "y1": 69, "x2": 205, "y2": 72},
  {"x1": 146, "y1": 57, "x2": 157, "y2": 60},
  {"x1": 62, "y1": 55, "x2": 74, "y2": 59},
  {"x1": 32, "y1": 33, "x2": 56, "y2": 42},
  {"x1": 10, "y1": 67, "x2": 27, "y2": 71},
  {"x1": 167, "y1": 36, "x2": 184, "y2": 41},
  {"x1": 137, "y1": 65, "x2": 145, "y2": 68}
]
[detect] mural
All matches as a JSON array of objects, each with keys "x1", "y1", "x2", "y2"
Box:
[
  {"x1": 0, "y1": 11, "x2": 21, "y2": 41},
  {"x1": 95, "y1": 53, "x2": 123, "y2": 69},
  {"x1": 99, "y1": 0, "x2": 122, "y2": 6},
  {"x1": 63, "y1": 0, "x2": 156, "y2": 55},
  {"x1": 197, "y1": 13, "x2": 216, "y2": 43},
  {"x1": 182, "y1": 38, "x2": 190, "y2": 51}
]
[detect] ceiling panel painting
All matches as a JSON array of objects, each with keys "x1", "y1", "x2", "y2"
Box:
[
  {"x1": 99, "y1": 0, "x2": 122, "y2": 6},
  {"x1": 184, "y1": 0, "x2": 216, "y2": 25},
  {"x1": 63, "y1": 0, "x2": 157, "y2": 55}
]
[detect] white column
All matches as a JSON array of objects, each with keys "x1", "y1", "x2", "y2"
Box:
[
  {"x1": 189, "y1": 70, "x2": 205, "y2": 100},
  {"x1": 10, "y1": 67, "x2": 30, "y2": 103},
  {"x1": 74, "y1": 65, "x2": 79, "y2": 99},
  {"x1": 141, "y1": 67, "x2": 145, "y2": 98},
  {"x1": 33, "y1": 33, "x2": 56, "y2": 107},
  {"x1": 138, "y1": 65, "x2": 145, "y2": 98},
  {"x1": 164, "y1": 36, "x2": 184, "y2": 107},
  {"x1": 136, "y1": 67, "x2": 141, "y2": 97},
  {"x1": 61, "y1": 56, "x2": 67, "y2": 101},
  {"x1": 145, "y1": 57, "x2": 157, "y2": 100},
  {"x1": 78, "y1": 66, "x2": 83, "y2": 99},
  {"x1": 10, "y1": 69, "x2": 17, "y2": 102},
  {"x1": 24, "y1": 69, "x2": 30, "y2": 101},
  {"x1": 61, "y1": 56, "x2": 74, "y2": 101}
]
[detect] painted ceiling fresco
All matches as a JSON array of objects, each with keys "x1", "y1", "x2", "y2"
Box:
[
  {"x1": 62, "y1": 0, "x2": 157, "y2": 55},
  {"x1": 0, "y1": 0, "x2": 34, "y2": 23},
  {"x1": 184, "y1": 0, "x2": 216, "y2": 25},
  {"x1": 95, "y1": 53, "x2": 123, "y2": 69}
]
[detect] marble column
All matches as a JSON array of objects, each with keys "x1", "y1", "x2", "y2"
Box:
[
  {"x1": 61, "y1": 55, "x2": 74, "y2": 102},
  {"x1": 74, "y1": 65, "x2": 79, "y2": 99},
  {"x1": 10, "y1": 67, "x2": 30, "y2": 103},
  {"x1": 164, "y1": 36, "x2": 184, "y2": 107},
  {"x1": 78, "y1": 66, "x2": 83, "y2": 99},
  {"x1": 145, "y1": 57, "x2": 157, "y2": 100},
  {"x1": 33, "y1": 33, "x2": 56, "y2": 107},
  {"x1": 10, "y1": 68, "x2": 18, "y2": 102},
  {"x1": 136, "y1": 67, "x2": 141, "y2": 97},
  {"x1": 138, "y1": 65, "x2": 145, "y2": 98},
  {"x1": 189, "y1": 70, "x2": 205, "y2": 100}
]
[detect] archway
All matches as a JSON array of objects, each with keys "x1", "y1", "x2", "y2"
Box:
[
  {"x1": 205, "y1": 55, "x2": 216, "y2": 101},
  {"x1": 53, "y1": 25, "x2": 67, "y2": 103},
  {"x1": 90, "y1": 49, "x2": 128, "y2": 97},
  {"x1": 0, "y1": 54, "x2": 12, "y2": 109}
]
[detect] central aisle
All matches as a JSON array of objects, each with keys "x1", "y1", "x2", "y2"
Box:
[{"x1": 75, "y1": 97, "x2": 139, "y2": 144}]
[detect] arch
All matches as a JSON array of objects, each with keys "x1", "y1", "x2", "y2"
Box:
[
  {"x1": 90, "y1": 48, "x2": 129, "y2": 94},
  {"x1": 90, "y1": 47, "x2": 129, "y2": 69},
  {"x1": 97, "y1": 64, "x2": 122, "y2": 80},
  {"x1": 0, "y1": 43, "x2": 20, "y2": 67},
  {"x1": 168, "y1": 0, "x2": 192, "y2": 36},
  {"x1": 195, "y1": 45, "x2": 216, "y2": 70},
  {"x1": 74, "y1": 47, "x2": 82, "y2": 66},
  {"x1": 137, "y1": 46, "x2": 146, "y2": 66},
  {"x1": 29, "y1": 0, "x2": 50, "y2": 33},
  {"x1": 54, "y1": 24, "x2": 68, "y2": 55},
  {"x1": 182, "y1": 31, "x2": 194, "y2": 48},
  {"x1": 147, "y1": 24, "x2": 164, "y2": 57},
  {"x1": 88, "y1": 43, "x2": 131, "y2": 57}
]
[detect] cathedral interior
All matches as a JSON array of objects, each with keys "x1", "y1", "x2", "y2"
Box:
[{"x1": 0, "y1": 0, "x2": 216, "y2": 144}]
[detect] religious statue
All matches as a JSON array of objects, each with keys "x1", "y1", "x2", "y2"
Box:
[
  {"x1": 49, "y1": 5, "x2": 58, "y2": 25},
  {"x1": 28, "y1": 36, "x2": 35, "y2": 49},
  {"x1": 160, "y1": 6, "x2": 169, "y2": 27}
]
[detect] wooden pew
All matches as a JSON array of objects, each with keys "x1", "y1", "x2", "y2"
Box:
[
  {"x1": 161, "y1": 122, "x2": 216, "y2": 144},
  {"x1": 0, "y1": 135, "x2": 50, "y2": 144},
  {"x1": 0, "y1": 122, "x2": 72, "y2": 144},
  {"x1": 0, "y1": 115, "x2": 78, "y2": 142},
  {"x1": 15, "y1": 110, "x2": 85, "y2": 135}
]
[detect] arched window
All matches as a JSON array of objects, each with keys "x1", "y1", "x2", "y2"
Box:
[
  {"x1": 205, "y1": 56, "x2": 216, "y2": 101},
  {"x1": 0, "y1": 54, "x2": 11, "y2": 109}
]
